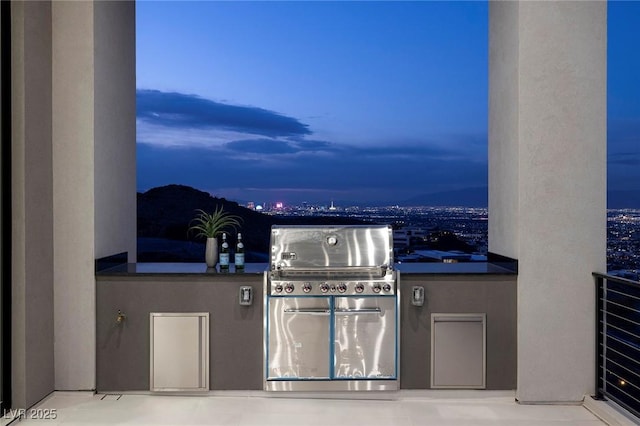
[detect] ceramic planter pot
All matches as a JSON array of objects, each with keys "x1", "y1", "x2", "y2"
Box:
[{"x1": 205, "y1": 237, "x2": 218, "y2": 268}]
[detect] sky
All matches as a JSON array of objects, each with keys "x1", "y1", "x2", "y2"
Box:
[{"x1": 136, "y1": 1, "x2": 639, "y2": 207}]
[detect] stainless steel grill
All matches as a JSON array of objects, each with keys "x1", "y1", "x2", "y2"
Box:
[{"x1": 263, "y1": 225, "x2": 400, "y2": 392}]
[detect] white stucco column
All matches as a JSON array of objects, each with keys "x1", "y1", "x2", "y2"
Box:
[
  {"x1": 52, "y1": 0, "x2": 136, "y2": 390},
  {"x1": 489, "y1": 1, "x2": 606, "y2": 402},
  {"x1": 52, "y1": 0, "x2": 96, "y2": 391}
]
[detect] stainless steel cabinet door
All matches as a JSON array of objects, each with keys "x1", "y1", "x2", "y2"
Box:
[
  {"x1": 267, "y1": 297, "x2": 331, "y2": 379},
  {"x1": 150, "y1": 313, "x2": 209, "y2": 392},
  {"x1": 431, "y1": 313, "x2": 486, "y2": 389},
  {"x1": 334, "y1": 297, "x2": 397, "y2": 379}
]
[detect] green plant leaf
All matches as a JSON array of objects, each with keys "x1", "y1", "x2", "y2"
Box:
[{"x1": 188, "y1": 205, "x2": 242, "y2": 239}]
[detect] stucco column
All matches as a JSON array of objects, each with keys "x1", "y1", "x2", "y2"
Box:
[
  {"x1": 51, "y1": 0, "x2": 96, "y2": 391},
  {"x1": 52, "y1": 0, "x2": 136, "y2": 391},
  {"x1": 489, "y1": 2, "x2": 606, "y2": 402},
  {"x1": 11, "y1": 0, "x2": 55, "y2": 409}
]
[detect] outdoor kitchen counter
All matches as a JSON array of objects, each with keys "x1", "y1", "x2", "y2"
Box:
[
  {"x1": 95, "y1": 262, "x2": 517, "y2": 392},
  {"x1": 95, "y1": 261, "x2": 516, "y2": 277}
]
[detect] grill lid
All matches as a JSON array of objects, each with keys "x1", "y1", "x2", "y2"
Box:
[{"x1": 269, "y1": 225, "x2": 393, "y2": 274}]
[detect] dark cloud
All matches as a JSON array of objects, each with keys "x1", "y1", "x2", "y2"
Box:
[
  {"x1": 137, "y1": 141, "x2": 487, "y2": 205},
  {"x1": 224, "y1": 138, "x2": 335, "y2": 155},
  {"x1": 137, "y1": 89, "x2": 311, "y2": 138},
  {"x1": 609, "y1": 118, "x2": 640, "y2": 146},
  {"x1": 225, "y1": 139, "x2": 297, "y2": 154},
  {"x1": 222, "y1": 136, "x2": 473, "y2": 160},
  {"x1": 135, "y1": 89, "x2": 488, "y2": 203},
  {"x1": 606, "y1": 120, "x2": 640, "y2": 187},
  {"x1": 294, "y1": 139, "x2": 334, "y2": 152},
  {"x1": 609, "y1": 152, "x2": 640, "y2": 166}
]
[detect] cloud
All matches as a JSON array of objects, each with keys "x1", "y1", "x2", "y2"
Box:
[
  {"x1": 136, "y1": 89, "x2": 485, "y2": 164},
  {"x1": 224, "y1": 138, "x2": 335, "y2": 155},
  {"x1": 609, "y1": 152, "x2": 640, "y2": 166},
  {"x1": 609, "y1": 118, "x2": 640, "y2": 146},
  {"x1": 135, "y1": 89, "x2": 489, "y2": 203},
  {"x1": 344, "y1": 140, "x2": 484, "y2": 161},
  {"x1": 137, "y1": 89, "x2": 311, "y2": 138},
  {"x1": 608, "y1": 118, "x2": 640, "y2": 167},
  {"x1": 137, "y1": 139, "x2": 488, "y2": 205}
]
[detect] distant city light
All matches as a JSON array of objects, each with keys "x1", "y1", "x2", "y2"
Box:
[{"x1": 276, "y1": 202, "x2": 283, "y2": 209}]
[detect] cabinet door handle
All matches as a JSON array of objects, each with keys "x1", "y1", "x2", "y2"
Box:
[
  {"x1": 334, "y1": 308, "x2": 382, "y2": 315},
  {"x1": 284, "y1": 308, "x2": 330, "y2": 315}
]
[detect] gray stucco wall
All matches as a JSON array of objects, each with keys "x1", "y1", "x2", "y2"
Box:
[
  {"x1": 94, "y1": 0, "x2": 136, "y2": 263},
  {"x1": 401, "y1": 275, "x2": 517, "y2": 390},
  {"x1": 11, "y1": 1, "x2": 55, "y2": 409},
  {"x1": 97, "y1": 275, "x2": 265, "y2": 391}
]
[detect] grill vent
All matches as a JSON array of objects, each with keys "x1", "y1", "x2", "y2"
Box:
[{"x1": 273, "y1": 267, "x2": 388, "y2": 280}]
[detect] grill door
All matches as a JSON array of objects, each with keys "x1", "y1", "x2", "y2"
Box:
[
  {"x1": 333, "y1": 297, "x2": 397, "y2": 379},
  {"x1": 267, "y1": 297, "x2": 331, "y2": 380}
]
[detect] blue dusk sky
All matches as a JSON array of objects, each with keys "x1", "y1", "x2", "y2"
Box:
[{"x1": 136, "y1": 1, "x2": 639, "y2": 206}]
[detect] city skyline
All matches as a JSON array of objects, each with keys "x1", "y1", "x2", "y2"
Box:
[
  {"x1": 136, "y1": 1, "x2": 639, "y2": 206},
  {"x1": 136, "y1": 183, "x2": 640, "y2": 274}
]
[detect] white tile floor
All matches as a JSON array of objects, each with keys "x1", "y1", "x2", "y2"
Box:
[{"x1": 3, "y1": 391, "x2": 610, "y2": 426}]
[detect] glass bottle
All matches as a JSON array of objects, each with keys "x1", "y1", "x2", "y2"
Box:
[
  {"x1": 235, "y1": 232, "x2": 245, "y2": 272},
  {"x1": 219, "y1": 232, "x2": 230, "y2": 272}
]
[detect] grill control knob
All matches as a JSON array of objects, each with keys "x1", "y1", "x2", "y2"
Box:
[
  {"x1": 372, "y1": 283, "x2": 382, "y2": 293},
  {"x1": 302, "y1": 282, "x2": 312, "y2": 293},
  {"x1": 355, "y1": 283, "x2": 365, "y2": 293},
  {"x1": 284, "y1": 283, "x2": 295, "y2": 293},
  {"x1": 382, "y1": 284, "x2": 392, "y2": 293},
  {"x1": 337, "y1": 282, "x2": 347, "y2": 293},
  {"x1": 320, "y1": 283, "x2": 329, "y2": 293},
  {"x1": 274, "y1": 284, "x2": 283, "y2": 293}
]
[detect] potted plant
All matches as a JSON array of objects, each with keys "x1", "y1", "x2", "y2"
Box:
[{"x1": 189, "y1": 206, "x2": 242, "y2": 268}]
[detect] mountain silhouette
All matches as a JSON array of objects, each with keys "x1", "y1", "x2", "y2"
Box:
[
  {"x1": 137, "y1": 184, "x2": 371, "y2": 262},
  {"x1": 138, "y1": 184, "x2": 274, "y2": 262}
]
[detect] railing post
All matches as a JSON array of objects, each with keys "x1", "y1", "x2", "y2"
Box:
[
  {"x1": 593, "y1": 275, "x2": 606, "y2": 400},
  {"x1": 602, "y1": 276, "x2": 608, "y2": 398}
]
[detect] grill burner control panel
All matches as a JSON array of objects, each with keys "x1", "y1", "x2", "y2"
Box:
[{"x1": 269, "y1": 278, "x2": 396, "y2": 296}]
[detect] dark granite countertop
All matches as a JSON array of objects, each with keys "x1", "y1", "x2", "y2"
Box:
[
  {"x1": 395, "y1": 262, "x2": 516, "y2": 275},
  {"x1": 96, "y1": 261, "x2": 516, "y2": 277},
  {"x1": 97, "y1": 262, "x2": 269, "y2": 276}
]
